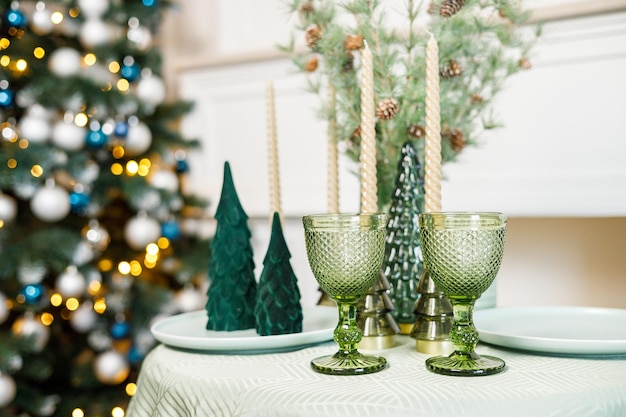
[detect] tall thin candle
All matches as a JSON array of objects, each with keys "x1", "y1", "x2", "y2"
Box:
[
  {"x1": 327, "y1": 85, "x2": 339, "y2": 214},
  {"x1": 424, "y1": 34, "x2": 442, "y2": 213},
  {"x1": 266, "y1": 80, "x2": 282, "y2": 217},
  {"x1": 359, "y1": 40, "x2": 377, "y2": 214}
]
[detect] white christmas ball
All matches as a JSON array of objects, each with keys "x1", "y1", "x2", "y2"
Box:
[
  {"x1": 56, "y1": 266, "x2": 86, "y2": 298},
  {"x1": 51, "y1": 120, "x2": 86, "y2": 151},
  {"x1": 72, "y1": 240, "x2": 96, "y2": 266},
  {"x1": 124, "y1": 213, "x2": 160, "y2": 250},
  {"x1": 124, "y1": 121, "x2": 152, "y2": 156},
  {"x1": 149, "y1": 170, "x2": 179, "y2": 193},
  {"x1": 49, "y1": 47, "x2": 82, "y2": 77},
  {"x1": 0, "y1": 193, "x2": 17, "y2": 223},
  {"x1": 174, "y1": 287, "x2": 207, "y2": 313},
  {"x1": 136, "y1": 76, "x2": 166, "y2": 107},
  {"x1": 70, "y1": 301, "x2": 97, "y2": 333},
  {"x1": 80, "y1": 19, "x2": 112, "y2": 48},
  {"x1": 0, "y1": 292, "x2": 8, "y2": 325},
  {"x1": 94, "y1": 350, "x2": 130, "y2": 385},
  {"x1": 17, "y1": 262, "x2": 47, "y2": 285},
  {"x1": 11, "y1": 314, "x2": 50, "y2": 352},
  {"x1": 18, "y1": 115, "x2": 51, "y2": 144},
  {"x1": 78, "y1": 0, "x2": 110, "y2": 19},
  {"x1": 0, "y1": 373, "x2": 16, "y2": 408},
  {"x1": 127, "y1": 24, "x2": 152, "y2": 50},
  {"x1": 30, "y1": 184, "x2": 70, "y2": 222},
  {"x1": 31, "y1": 8, "x2": 54, "y2": 35}
]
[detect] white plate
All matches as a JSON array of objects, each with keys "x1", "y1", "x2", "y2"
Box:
[
  {"x1": 474, "y1": 306, "x2": 626, "y2": 355},
  {"x1": 151, "y1": 306, "x2": 336, "y2": 353}
]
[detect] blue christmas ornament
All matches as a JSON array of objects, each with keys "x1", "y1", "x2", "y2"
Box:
[
  {"x1": 175, "y1": 158, "x2": 190, "y2": 174},
  {"x1": 111, "y1": 320, "x2": 131, "y2": 339},
  {"x1": 128, "y1": 345, "x2": 144, "y2": 365},
  {"x1": 5, "y1": 8, "x2": 27, "y2": 29},
  {"x1": 120, "y1": 62, "x2": 141, "y2": 82},
  {"x1": 161, "y1": 220, "x2": 181, "y2": 241},
  {"x1": 20, "y1": 284, "x2": 45, "y2": 304},
  {"x1": 114, "y1": 121, "x2": 129, "y2": 138},
  {"x1": 142, "y1": 0, "x2": 157, "y2": 7},
  {"x1": 0, "y1": 88, "x2": 14, "y2": 107},
  {"x1": 85, "y1": 127, "x2": 108, "y2": 148},
  {"x1": 69, "y1": 191, "x2": 90, "y2": 214}
]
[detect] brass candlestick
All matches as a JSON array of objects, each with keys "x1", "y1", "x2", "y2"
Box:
[
  {"x1": 358, "y1": 270, "x2": 399, "y2": 350},
  {"x1": 410, "y1": 269, "x2": 454, "y2": 354}
]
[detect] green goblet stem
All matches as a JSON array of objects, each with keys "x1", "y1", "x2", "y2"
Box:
[
  {"x1": 449, "y1": 300, "x2": 480, "y2": 357},
  {"x1": 335, "y1": 301, "x2": 362, "y2": 354}
]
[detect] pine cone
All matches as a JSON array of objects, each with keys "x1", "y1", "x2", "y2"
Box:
[
  {"x1": 408, "y1": 124, "x2": 425, "y2": 138},
  {"x1": 344, "y1": 34, "x2": 364, "y2": 51},
  {"x1": 376, "y1": 98, "x2": 399, "y2": 120},
  {"x1": 305, "y1": 24, "x2": 322, "y2": 48},
  {"x1": 440, "y1": 59, "x2": 464, "y2": 78},
  {"x1": 305, "y1": 56, "x2": 319, "y2": 72},
  {"x1": 470, "y1": 93, "x2": 484, "y2": 104},
  {"x1": 440, "y1": 0, "x2": 466, "y2": 17},
  {"x1": 519, "y1": 57, "x2": 532, "y2": 69},
  {"x1": 445, "y1": 128, "x2": 465, "y2": 152}
]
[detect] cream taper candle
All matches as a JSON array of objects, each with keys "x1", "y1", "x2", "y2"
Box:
[
  {"x1": 327, "y1": 85, "x2": 339, "y2": 214},
  {"x1": 266, "y1": 80, "x2": 281, "y2": 217},
  {"x1": 424, "y1": 34, "x2": 442, "y2": 213},
  {"x1": 359, "y1": 40, "x2": 377, "y2": 214}
]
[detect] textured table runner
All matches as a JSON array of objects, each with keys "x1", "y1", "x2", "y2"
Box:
[{"x1": 127, "y1": 337, "x2": 626, "y2": 417}]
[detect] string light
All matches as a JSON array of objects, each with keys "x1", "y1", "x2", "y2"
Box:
[
  {"x1": 111, "y1": 163, "x2": 123, "y2": 175},
  {"x1": 111, "y1": 406, "x2": 125, "y2": 417},
  {"x1": 0, "y1": 38, "x2": 10, "y2": 49},
  {"x1": 112, "y1": 145, "x2": 125, "y2": 158},
  {"x1": 33, "y1": 47, "x2": 45, "y2": 59},
  {"x1": 118, "y1": 261, "x2": 131, "y2": 275},
  {"x1": 0, "y1": 55, "x2": 10, "y2": 66},
  {"x1": 71, "y1": 408, "x2": 84, "y2": 417},
  {"x1": 125, "y1": 160, "x2": 138, "y2": 175},
  {"x1": 117, "y1": 78, "x2": 130, "y2": 92},
  {"x1": 129, "y1": 260, "x2": 142, "y2": 276},
  {"x1": 75, "y1": 113, "x2": 88, "y2": 127},
  {"x1": 94, "y1": 298, "x2": 107, "y2": 314},
  {"x1": 15, "y1": 58, "x2": 27, "y2": 71},
  {"x1": 30, "y1": 164, "x2": 43, "y2": 177},
  {"x1": 41, "y1": 312, "x2": 54, "y2": 326},
  {"x1": 51, "y1": 11, "x2": 64, "y2": 24},
  {"x1": 84, "y1": 53, "x2": 97, "y2": 66},
  {"x1": 7, "y1": 158, "x2": 17, "y2": 168},
  {"x1": 18, "y1": 138, "x2": 28, "y2": 148},
  {"x1": 50, "y1": 293, "x2": 63, "y2": 307},
  {"x1": 88, "y1": 280, "x2": 101, "y2": 295},
  {"x1": 157, "y1": 237, "x2": 170, "y2": 249},
  {"x1": 109, "y1": 61, "x2": 120, "y2": 73},
  {"x1": 125, "y1": 382, "x2": 137, "y2": 396},
  {"x1": 65, "y1": 297, "x2": 80, "y2": 311}
]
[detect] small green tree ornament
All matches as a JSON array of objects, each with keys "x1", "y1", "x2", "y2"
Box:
[
  {"x1": 206, "y1": 162, "x2": 257, "y2": 331},
  {"x1": 255, "y1": 212, "x2": 303, "y2": 336},
  {"x1": 383, "y1": 141, "x2": 425, "y2": 334}
]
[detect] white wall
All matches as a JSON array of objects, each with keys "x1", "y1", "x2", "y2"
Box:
[{"x1": 163, "y1": 1, "x2": 626, "y2": 309}]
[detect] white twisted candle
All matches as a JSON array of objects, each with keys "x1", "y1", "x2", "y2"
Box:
[
  {"x1": 360, "y1": 41, "x2": 377, "y2": 214},
  {"x1": 266, "y1": 80, "x2": 282, "y2": 217},
  {"x1": 424, "y1": 34, "x2": 442, "y2": 213},
  {"x1": 327, "y1": 85, "x2": 339, "y2": 214}
]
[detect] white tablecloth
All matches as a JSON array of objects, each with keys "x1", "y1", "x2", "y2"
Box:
[{"x1": 126, "y1": 337, "x2": 626, "y2": 417}]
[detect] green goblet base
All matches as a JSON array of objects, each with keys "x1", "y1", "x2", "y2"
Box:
[
  {"x1": 311, "y1": 351, "x2": 388, "y2": 375},
  {"x1": 426, "y1": 351, "x2": 505, "y2": 376}
]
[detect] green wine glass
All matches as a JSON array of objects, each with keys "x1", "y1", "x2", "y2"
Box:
[
  {"x1": 419, "y1": 212, "x2": 507, "y2": 376},
  {"x1": 303, "y1": 213, "x2": 388, "y2": 375}
]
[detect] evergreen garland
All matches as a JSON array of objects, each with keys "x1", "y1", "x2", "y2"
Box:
[{"x1": 284, "y1": 0, "x2": 539, "y2": 209}]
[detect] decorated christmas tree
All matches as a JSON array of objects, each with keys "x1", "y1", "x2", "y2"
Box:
[
  {"x1": 0, "y1": 1, "x2": 210, "y2": 415},
  {"x1": 384, "y1": 141, "x2": 425, "y2": 333},
  {"x1": 205, "y1": 162, "x2": 257, "y2": 331},
  {"x1": 284, "y1": 0, "x2": 538, "y2": 208},
  {"x1": 255, "y1": 212, "x2": 303, "y2": 336}
]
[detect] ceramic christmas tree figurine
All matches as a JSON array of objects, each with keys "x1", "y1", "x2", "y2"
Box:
[
  {"x1": 255, "y1": 212, "x2": 303, "y2": 336},
  {"x1": 206, "y1": 162, "x2": 257, "y2": 331},
  {"x1": 384, "y1": 142, "x2": 425, "y2": 334}
]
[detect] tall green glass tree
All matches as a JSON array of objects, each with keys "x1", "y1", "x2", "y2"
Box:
[{"x1": 0, "y1": 1, "x2": 209, "y2": 415}]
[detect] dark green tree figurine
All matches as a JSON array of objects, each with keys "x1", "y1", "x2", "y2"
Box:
[
  {"x1": 383, "y1": 142, "x2": 426, "y2": 334},
  {"x1": 206, "y1": 162, "x2": 257, "y2": 330},
  {"x1": 255, "y1": 212, "x2": 303, "y2": 335}
]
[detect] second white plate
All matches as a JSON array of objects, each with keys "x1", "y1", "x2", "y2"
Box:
[
  {"x1": 151, "y1": 306, "x2": 336, "y2": 354},
  {"x1": 474, "y1": 306, "x2": 626, "y2": 355}
]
